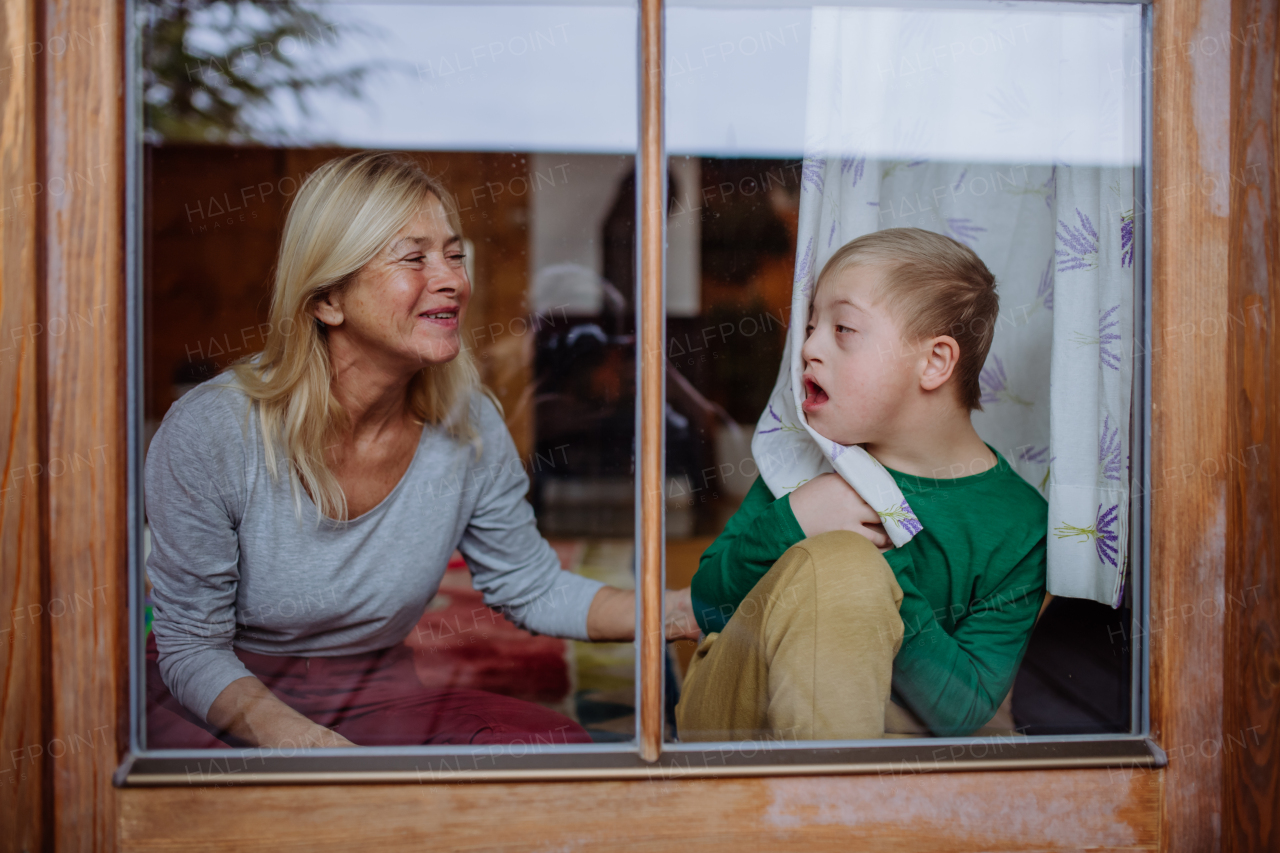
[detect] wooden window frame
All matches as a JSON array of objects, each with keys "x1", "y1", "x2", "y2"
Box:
[
  {"x1": 117, "y1": 0, "x2": 1160, "y2": 784},
  {"x1": 3, "y1": 0, "x2": 1275, "y2": 847}
]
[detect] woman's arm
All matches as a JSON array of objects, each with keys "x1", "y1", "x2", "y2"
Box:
[
  {"x1": 207, "y1": 677, "x2": 355, "y2": 748},
  {"x1": 457, "y1": 397, "x2": 610, "y2": 639},
  {"x1": 460, "y1": 395, "x2": 700, "y2": 644},
  {"x1": 146, "y1": 399, "x2": 259, "y2": 722},
  {"x1": 147, "y1": 390, "x2": 348, "y2": 745},
  {"x1": 586, "y1": 586, "x2": 701, "y2": 642}
]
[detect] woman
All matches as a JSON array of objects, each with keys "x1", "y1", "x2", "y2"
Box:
[{"x1": 146, "y1": 151, "x2": 697, "y2": 749}]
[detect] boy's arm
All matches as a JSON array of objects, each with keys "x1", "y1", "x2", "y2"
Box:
[
  {"x1": 889, "y1": 539, "x2": 1047, "y2": 737},
  {"x1": 690, "y1": 476, "x2": 807, "y2": 634}
]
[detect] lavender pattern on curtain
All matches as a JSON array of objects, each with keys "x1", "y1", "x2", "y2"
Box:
[{"x1": 750, "y1": 6, "x2": 1138, "y2": 605}]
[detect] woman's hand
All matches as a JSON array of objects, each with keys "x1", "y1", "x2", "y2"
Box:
[
  {"x1": 207, "y1": 675, "x2": 357, "y2": 749},
  {"x1": 303, "y1": 725, "x2": 357, "y2": 749},
  {"x1": 585, "y1": 586, "x2": 703, "y2": 642},
  {"x1": 664, "y1": 587, "x2": 701, "y2": 641},
  {"x1": 586, "y1": 586, "x2": 634, "y2": 641},
  {"x1": 788, "y1": 472, "x2": 891, "y2": 551}
]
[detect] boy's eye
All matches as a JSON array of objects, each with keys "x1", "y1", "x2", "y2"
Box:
[
  {"x1": 835, "y1": 324, "x2": 853, "y2": 333},
  {"x1": 805, "y1": 324, "x2": 814, "y2": 335}
]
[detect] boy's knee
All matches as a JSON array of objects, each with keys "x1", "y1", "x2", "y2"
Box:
[
  {"x1": 750, "y1": 531, "x2": 900, "y2": 631},
  {"x1": 760, "y1": 532, "x2": 905, "y2": 668},
  {"x1": 797, "y1": 530, "x2": 887, "y2": 575},
  {"x1": 793, "y1": 530, "x2": 903, "y2": 611}
]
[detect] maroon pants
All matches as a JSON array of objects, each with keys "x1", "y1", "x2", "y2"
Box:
[{"x1": 145, "y1": 633, "x2": 591, "y2": 749}]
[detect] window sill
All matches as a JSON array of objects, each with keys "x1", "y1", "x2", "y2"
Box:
[{"x1": 116, "y1": 735, "x2": 1165, "y2": 786}]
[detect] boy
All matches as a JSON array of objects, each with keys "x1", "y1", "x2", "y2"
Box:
[{"x1": 676, "y1": 228, "x2": 1047, "y2": 741}]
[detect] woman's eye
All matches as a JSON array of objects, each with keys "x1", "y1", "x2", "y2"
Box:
[{"x1": 405, "y1": 254, "x2": 425, "y2": 263}]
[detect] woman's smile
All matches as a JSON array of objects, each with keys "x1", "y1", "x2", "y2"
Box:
[{"x1": 417, "y1": 305, "x2": 459, "y2": 329}]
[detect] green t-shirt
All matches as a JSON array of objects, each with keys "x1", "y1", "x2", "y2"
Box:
[{"x1": 690, "y1": 447, "x2": 1047, "y2": 737}]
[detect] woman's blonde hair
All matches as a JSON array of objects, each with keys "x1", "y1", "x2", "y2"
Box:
[{"x1": 231, "y1": 151, "x2": 479, "y2": 523}]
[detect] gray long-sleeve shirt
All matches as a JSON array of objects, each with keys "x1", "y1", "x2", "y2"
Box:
[{"x1": 145, "y1": 372, "x2": 605, "y2": 723}]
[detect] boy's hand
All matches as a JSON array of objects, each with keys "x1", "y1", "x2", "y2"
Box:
[{"x1": 788, "y1": 473, "x2": 891, "y2": 551}]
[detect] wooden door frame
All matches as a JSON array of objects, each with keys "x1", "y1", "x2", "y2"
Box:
[{"x1": 3, "y1": 0, "x2": 1275, "y2": 848}]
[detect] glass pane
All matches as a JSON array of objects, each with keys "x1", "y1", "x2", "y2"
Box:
[
  {"x1": 664, "y1": 1, "x2": 1143, "y2": 744},
  {"x1": 139, "y1": 0, "x2": 641, "y2": 753}
]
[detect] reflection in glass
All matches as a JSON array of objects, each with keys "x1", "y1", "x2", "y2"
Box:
[
  {"x1": 141, "y1": 0, "x2": 375, "y2": 143},
  {"x1": 140, "y1": 2, "x2": 643, "y2": 749},
  {"x1": 665, "y1": 2, "x2": 1142, "y2": 743}
]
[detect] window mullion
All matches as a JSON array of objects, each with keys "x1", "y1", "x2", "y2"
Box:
[{"x1": 637, "y1": 0, "x2": 666, "y2": 763}]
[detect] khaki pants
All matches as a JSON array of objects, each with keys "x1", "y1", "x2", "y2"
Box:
[{"x1": 675, "y1": 530, "x2": 930, "y2": 742}]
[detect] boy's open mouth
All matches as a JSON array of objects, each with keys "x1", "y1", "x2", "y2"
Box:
[{"x1": 802, "y1": 376, "x2": 828, "y2": 412}]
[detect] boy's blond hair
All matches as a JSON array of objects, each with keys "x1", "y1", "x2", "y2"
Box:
[{"x1": 814, "y1": 227, "x2": 998, "y2": 410}]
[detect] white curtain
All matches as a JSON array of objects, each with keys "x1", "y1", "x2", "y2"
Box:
[{"x1": 751, "y1": 6, "x2": 1141, "y2": 606}]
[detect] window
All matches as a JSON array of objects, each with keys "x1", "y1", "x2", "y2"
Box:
[
  {"x1": 660, "y1": 0, "x2": 1148, "y2": 753},
  {"x1": 124, "y1": 0, "x2": 1161, "y2": 783}
]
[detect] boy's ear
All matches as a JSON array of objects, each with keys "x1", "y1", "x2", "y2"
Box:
[{"x1": 919, "y1": 335, "x2": 960, "y2": 392}]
